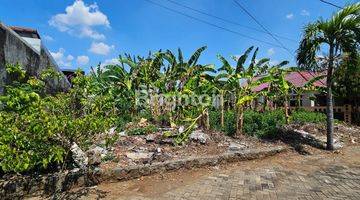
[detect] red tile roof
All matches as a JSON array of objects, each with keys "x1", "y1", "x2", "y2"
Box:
[{"x1": 252, "y1": 71, "x2": 326, "y2": 92}]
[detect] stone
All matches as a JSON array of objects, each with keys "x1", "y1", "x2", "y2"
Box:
[
  {"x1": 228, "y1": 142, "x2": 247, "y2": 151},
  {"x1": 86, "y1": 146, "x2": 108, "y2": 165},
  {"x1": 293, "y1": 129, "x2": 310, "y2": 138},
  {"x1": 160, "y1": 138, "x2": 175, "y2": 145},
  {"x1": 70, "y1": 143, "x2": 88, "y2": 169},
  {"x1": 333, "y1": 141, "x2": 344, "y2": 150},
  {"x1": 156, "y1": 147, "x2": 162, "y2": 153},
  {"x1": 119, "y1": 131, "x2": 127, "y2": 137},
  {"x1": 189, "y1": 130, "x2": 210, "y2": 144},
  {"x1": 107, "y1": 127, "x2": 116, "y2": 135},
  {"x1": 178, "y1": 126, "x2": 185, "y2": 134},
  {"x1": 145, "y1": 134, "x2": 156, "y2": 142},
  {"x1": 126, "y1": 152, "x2": 154, "y2": 160}
]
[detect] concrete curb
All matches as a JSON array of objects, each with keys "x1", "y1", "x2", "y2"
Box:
[
  {"x1": 101, "y1": 146, "x2": 287, "y2": 181},
  {"x1": 0, "y1": 146, "x2": 287, "y2": 199}
]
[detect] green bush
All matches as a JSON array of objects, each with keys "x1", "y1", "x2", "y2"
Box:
[
  {"x1": 291, "y1": 109, "x2": 327, "y2": 124},
  {"x1": 209, "y1": 110, "x2": 236, "y2": 136},
  {"x1": 127, "y1": 124, "x2": 158, "y2": 136},
  {"x1": 243, "y1": 109, "x2": 286, "y2": 138},
  {"x1": 0, "y1": 64, "x2": 115, "y2": 173}
]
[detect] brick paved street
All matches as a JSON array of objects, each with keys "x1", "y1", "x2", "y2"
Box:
[{"x1": 59, "y1": 145, "x2": 360, "y2": 200}]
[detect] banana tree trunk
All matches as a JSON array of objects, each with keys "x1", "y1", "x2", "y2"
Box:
[
  {"x1": 220, "y1": 91, "x2": 224, "y2": 128},
  {"x1": 203, "y1": 108, "x2": 210, "y2": 130},
  {"x1": 236, "y1": 106, "x2": 244, "y2": 136},
  {"x1": 284, "y1": 96, "x2": 289, "y2": 124},
  {"x1": 326, "y1": 44, "x2": 335, "y2": 150}
]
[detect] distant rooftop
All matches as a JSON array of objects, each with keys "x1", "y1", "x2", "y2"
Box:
[
  {"x1": 248, "y1": 71, "x2": 327, "y2": 92},
  {"x1": 9, "y1": 26, "x2": 40, "y2": 39}
]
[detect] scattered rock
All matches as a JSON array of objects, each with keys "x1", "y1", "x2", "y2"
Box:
[
  {"x1": 351, "y1": 138, "x2": 356, "y2": 144},
  {"x1": 135, "y1": 146, "x2": 148, "y2": 152},
  {"x1": 86, "y1": 150, "x2": 102, "y2": 166},
  {"x1": 178, "y1": 126, "x2": 185, "y2": 134},
  {"x1": 119, "y1": 131, "x2": 127, "y2": 137},
  {"x1": 70, "y1": 143, "x2": 88, "y2": 169},
  {"x1": 145, "y1": 134, "x2": 156, "y2": 142},
  {"x1": 189, "y1": 130, "x2": 210, "y2": 144},
  {"x1": 126, "y1": 152, "x2": 154, "y2": 160},
  {"x1": 333, "y1": 141, "x2": 344, "y2": 150},
  {"x1": 293, "y1": 129, "x2": 310, "y2": 138},
  {"x1": 86, "y1": 146, "x2": 108, "y2": 165},
  {"x1": 107, "y1": 127, "x2": 116, "y2": 135},
  {"x1": 160, "y1": 138, "x2": 175, "y2": 145},
  {"x1": 156, "y1": 147, "x2": 162, "y2": 153},
  {"x1": 228, "y1": 142, "x2": 247, "y2": 151}
]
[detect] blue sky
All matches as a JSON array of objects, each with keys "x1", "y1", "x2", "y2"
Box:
[{"x1": 0, "y1": 0, "x2": 356, "y2": 72}]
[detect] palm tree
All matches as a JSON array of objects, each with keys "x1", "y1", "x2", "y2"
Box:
[{"x1": 296, "y1": 3, "x2": 360, "y2": 150}]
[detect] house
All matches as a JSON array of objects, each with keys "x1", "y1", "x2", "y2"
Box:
[
  {"x1": 251, "y1": 71, "x2": 356, "y2": 123},
  {"x1": 0, "y1": 22, "x2": 71, "y2": 93},
  {"x1": 252, "y1": 71, "x2": 327, "y2": 107}
]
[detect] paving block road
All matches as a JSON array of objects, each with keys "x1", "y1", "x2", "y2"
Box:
[{"x1": 50, "y1": 145, "x2": 360, "y2": 200}]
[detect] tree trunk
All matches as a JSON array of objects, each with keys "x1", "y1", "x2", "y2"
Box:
[
  {"x1": 284, "y1": 96, "x2": 289, "y2": 124},
  {"x1": 204, "y1": 109, "x2": 210, "y2": 130},
  {"x1": 326, "y1": 45, "x2": 335, "y2": 150},
  {"x1": 220, "y1": 91, "x2": 224, "y2": 128},
  {"x1": 236, "y1": 106, "x2": 244, "y2": 136}
]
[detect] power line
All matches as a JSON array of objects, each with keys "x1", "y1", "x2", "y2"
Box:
[
  {"x1": 163, "y1": 0, "x2": 297, "y2": 43},
  {"x1": 143, "y1": 0, "x2": 292, "y2": 49},
  {"x1": 232, "y1": 0, "x2": 294, "y2": 57},
  {"x1": 319, "y1": 0, "x2": 343, "y2": 9}
]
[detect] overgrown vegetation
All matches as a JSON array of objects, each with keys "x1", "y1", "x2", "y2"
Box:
[
  {"x1": 292, "y1": 109, "x2": 327, "y2": 124},
  {"x1": 0, "y1": 64, "x2": 115, "y2": 173},
  {"x1": 1, "y1": 3, "x2": 359, "y2": 173}
]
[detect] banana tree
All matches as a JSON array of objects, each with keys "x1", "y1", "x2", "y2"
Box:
[
  {"x1": 217, "y1": 46, "x2": 270, "y2": 136},
  {"x1": 265, "y1": 64, "x2": 293, "y2": 123},
  {"x1": 159, "y1": 46, "x2": 214, "y2": 127}
]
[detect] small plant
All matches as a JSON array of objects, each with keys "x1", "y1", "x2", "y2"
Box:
[{"x1": 127, "y1": 124, "x2": 157, "y2": 135}]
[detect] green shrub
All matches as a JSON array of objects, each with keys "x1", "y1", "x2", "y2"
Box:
[
  {"x1": 210, "y1": 109, "x2": 285, "y2": 138},
  {"x1": 209, "y1": 110, "x2": 236, "y2": 136},
  {"x1": 243, "y1": 109, "x2": 286, "y2": 138},
  {"x1": 291, "y1": 109, "x2": 327, "y2": 124},
  {"x1": 127, "y1": 124, "x2": 158, "y2": 136},
  {"x1": 0, "y1": 64, "x2": 116, "y2": 173}
]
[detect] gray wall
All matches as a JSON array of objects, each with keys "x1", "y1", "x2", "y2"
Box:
[{"x1": 0, "y1": 23, "x2": 71, "y2": 94}]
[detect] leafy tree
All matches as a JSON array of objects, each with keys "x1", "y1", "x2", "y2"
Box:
[{"x1": 296, "y1": 3, "x2": 360, "y2": 150}]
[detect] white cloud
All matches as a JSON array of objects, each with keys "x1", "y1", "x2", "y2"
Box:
[
  {"x1": 89, "y1": 42, "x2": 114, "y2": 55},
  {"x1": 50, "y1": 48, "x2": 74, "y2": 67},
  {"x1": 300, "y1": 9, "x2": 310, "y2": 16},
  {"x1": 267, "y1": 48, "x2": 275, "y2": 56},
  {"x1": 100, "y1": 58, "x2": 121, "y2": 68},
  {"x1": 43, "y1": 35, "x2": 54, "y2": 41},
  {"x1": 66, "y1": 55, "x2": 74, "y2": 61},
  {"x1": 286, "y1": 13, "x2": 294, "y2": 19},
  {"x1": 49, "y1": 0, "x2": 109, "y2": 40},
  {"x1": 77, "y1": 55, "x2": 90, "y2": 65}
]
